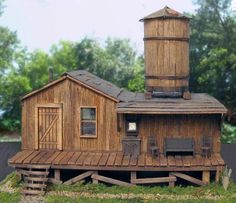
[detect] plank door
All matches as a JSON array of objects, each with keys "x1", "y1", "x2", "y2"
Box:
[{"x1": 35, "y1": 104, "x2": 62, "y2": 150}]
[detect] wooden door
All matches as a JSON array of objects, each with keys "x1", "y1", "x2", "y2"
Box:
[{"x1": 35, "y1": 104, "x2": 62, "y2": 150}]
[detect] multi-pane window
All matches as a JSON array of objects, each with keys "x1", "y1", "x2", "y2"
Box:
[{"x1": 80, "y1": 107, "x2": 97, "y2": 137}]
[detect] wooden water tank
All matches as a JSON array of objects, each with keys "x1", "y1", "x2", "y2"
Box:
[{"x1": 140, "y1": 6, "x2": 190, "y2": 97}]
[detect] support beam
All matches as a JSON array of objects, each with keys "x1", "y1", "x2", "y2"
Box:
[
  {"x1": 169, "y1": 173, "x2": 175, "y2": 187},
  {"x1": 91, "y1": 174, "x2": 132, "y2": 187},
  {"x1": 64, "y1": 171, "x2": 94, "y2": 185},
  {"x1": 131, "y1": 176, "x2": 176, "y2": 185},
  {"x1": 171, "y1": 172, "x2": 207, "y2": 186},
  {"x1": 202, "y1": 171, "x2": 210, "y2": 185},
  {"x1": 130, "y1": 171, "x2": 137, "y2": 185},
  {"x1": 54, "y1": 169, "x2": 61, "y2": 182}
]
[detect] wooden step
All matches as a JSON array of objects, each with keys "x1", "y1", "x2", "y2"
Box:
[
  {"x1": 24, "y1": 183, "x2": 47, "y2": 189},
  {"x1": 22, "y1": 189, "x2": 45, "y2": 195},
  {"x1": 18, "y1": 169, "x2": 49, "y2": 176},
  {"x1": 24, "y1": 177, "x2": 48, "y2": 182},
  {"x1": 23, "y1": 164, "x2": 50, "y2": 170}
]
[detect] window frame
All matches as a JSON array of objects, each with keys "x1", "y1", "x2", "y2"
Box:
[{"x1": 80, "y1": 106, "x2": 97, "y2": 138}]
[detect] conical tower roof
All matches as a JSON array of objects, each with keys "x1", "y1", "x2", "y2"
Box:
[{"x1": 140, "y1": 6, "x2": 190, "y2": 21}]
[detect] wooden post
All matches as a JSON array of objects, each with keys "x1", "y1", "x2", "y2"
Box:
[
  {"x1": 202, "y1": 171, "x2": 210, "y2": 185},
  {"x1": 215, "y1": 166, "x2": 222, "y2": 183},
  {"x1": 169, "y1": 173, "x2": 175, "y2": 187},
  {"x1": 92, "y1": 171, "x2": 98, "y2": 184},
  {"x1": 130, "y1": 171, "x2": 137, "y2": 185},
  {"x1": 54, "y1": 169, "x2": 61, "y2": 181}
]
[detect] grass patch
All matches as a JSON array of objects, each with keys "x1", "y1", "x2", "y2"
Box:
[
  {"x1": 49, "y1": 181, "x2": 236, "y2": 197},
  {"x1": 47, "y1": 181, "x2": 236, "y2": 202},
  {"x1": 1, "y1": 172, "x2": 236, "y2": 202},
  {"x1": 0, "y1": 191, "x2": 21, "y2": 203},
  {"x1": 46, "y1": 195, "x2": 143, "y2": 203},
  {"x1": 0, "y1": 172, "x2": 22, "y2": 188}
]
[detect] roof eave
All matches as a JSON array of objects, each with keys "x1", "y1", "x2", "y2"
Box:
[{"x1": 116, "y1": 109, "x2": 228, "y2": 115}]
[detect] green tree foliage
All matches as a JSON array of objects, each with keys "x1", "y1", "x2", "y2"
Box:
[
  {"x1": 197, "y1": 48, "x2": 236, "y2": 107},
  {"x1": 222, "y1": 123, "x2": 236, "y2": 143},
  {"x1": 0, "y1": 38, "x2": 143, "y2": 131},
  {"x1": 190, "y1": 0, "x2": 236, "y2": 109},
  {"x1": 0, "y1": 0, "x2": 22, "y2": 130},
  {"x1": 75, "y1": 38, "x2": 142, "y2": 88}
]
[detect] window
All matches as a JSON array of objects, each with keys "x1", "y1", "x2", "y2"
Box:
[{"x1": 80, "y1": 107, "x2": 97, "y2": 137}]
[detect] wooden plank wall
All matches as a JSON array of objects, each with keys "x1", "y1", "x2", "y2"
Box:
[
  {"x1": 21, "y1": 78, "x2": 124, "y2": 151},
  {"x1": 144, "y1": 18, "x2": 189, "y2": 90},
  {"x1": 139, "y1": 114, "x2": 221, "y2": 154}
]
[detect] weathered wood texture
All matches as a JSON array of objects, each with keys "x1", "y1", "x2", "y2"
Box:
[
  {"x1": 91, "y1": 174, "x2": 132, "y2": 186},
  {"x1": 138, "y1": 114, "x2": 221, "y2": 154},
  {"x1": 22, "y1": 78, "x2": 221, "y2": 154},
  {"x1": 144, "y1": 18, "x2": 189, "y2": 92},
  {"x1": 21, "y1": 79, "x2": 124, "y2": 151}
]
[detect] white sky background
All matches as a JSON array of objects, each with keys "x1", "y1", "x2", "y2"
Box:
[{"x1": 1, "y1": 0, "x2": 236, "y2": 54}]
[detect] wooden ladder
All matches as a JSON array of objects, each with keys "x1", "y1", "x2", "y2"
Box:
[{"x1": 17, "y1": 165, "x2": 50, "y2": 195}]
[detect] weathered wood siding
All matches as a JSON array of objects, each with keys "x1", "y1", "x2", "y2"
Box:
[
  {"x1": 22, "y1": 78, "x2": 124, "y2": 151},
  {"x1": 22, "y1": 78, "x2": 221, "y2": 154},
  {"x1": 138, "y1": 114, "x2": 221, "y2": 154}
]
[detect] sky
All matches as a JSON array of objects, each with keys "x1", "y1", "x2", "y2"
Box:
[{"x1": 1, "y1": 0, "x2": 236, "y2": 53}]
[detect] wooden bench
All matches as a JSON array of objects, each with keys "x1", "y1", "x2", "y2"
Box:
[{"x1": 164, "y1": 138, "x2": 195, "y2": 156}]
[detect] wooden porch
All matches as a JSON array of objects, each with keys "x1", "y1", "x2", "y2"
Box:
[
  {"x1": 9, "y1": 150, "x2": 225, "y2": 194},
  {"x1": 9, "y1": 150, "x2": 224, "y2": 171}
]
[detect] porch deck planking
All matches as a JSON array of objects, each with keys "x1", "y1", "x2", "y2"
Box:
[
  {"x1": 59, "y1": 152, "x2": 75, "y2": 165},
  {"x1": 76, "y1": 152, "x2": 88, "y2": 165},
  {"x1": 38, "y1": 150, "x2": 55, "y2": 163},
  {"x1": 9, "y1": 150, "x2": 225, "y2": 171},
  {"x1": 91, "y1": 152, "x2": 103, "y2": 166},
  {"x1": 98, "y1": 153, "x2": 110, "y2": 166},
  {"x1": 23, "y1": 151, "x2": 41, "y2": 164},
  {"x1": 68, "y1": 152, "x2": 81, "y2": 165},
  {"x1": 31, "y1": 151, "x2": 48, "y2": 164},
  {"x1": 122, "y1": 155, "x2": 131, "y2": 166},
  {"x1": 44, "y1": 151, "x2": 61, "y2": 164}
]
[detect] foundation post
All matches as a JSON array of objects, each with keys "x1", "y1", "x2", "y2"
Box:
[
  {"x1": 169, "y1": 173, "x2": 175, "y2": 187},
  {"x1": 215, "y1": 166, "x2": 222, "y2": 183},
  {"x1": 202, "y1": 171, "x2": 210, "y2": 185},
  {"x1": 130, "y1": 171, "x2": 137, "y2": 185},
  {"x1": 54, "y1": 169, "x2": 61, "y2": 181},
  {"x1": 92, "y1": 171, "x2": 98, "y2": 184}
]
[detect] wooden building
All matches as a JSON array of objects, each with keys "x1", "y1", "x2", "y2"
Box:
[{"x1": 9, "y1": 7, "x2": 227, "y2": 195}]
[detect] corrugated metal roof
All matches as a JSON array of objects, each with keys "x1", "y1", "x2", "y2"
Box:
[{"x1": 140, "y1": 6, "x2": 190, "y2": 21}]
